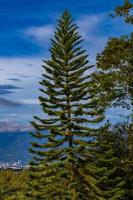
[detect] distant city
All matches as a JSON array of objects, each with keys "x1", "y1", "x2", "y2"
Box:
[{"x1": 0, "y1": 160, "x2": 28, "y2": 170}]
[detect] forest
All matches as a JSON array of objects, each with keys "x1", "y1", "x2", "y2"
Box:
[{"x1": 0, "y1": 0, "x2": 133, "y2": 199}]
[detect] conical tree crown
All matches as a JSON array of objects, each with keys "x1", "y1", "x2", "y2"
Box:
[{"x1": 27, "y1": 11, "x2": 106, "y2": 199}]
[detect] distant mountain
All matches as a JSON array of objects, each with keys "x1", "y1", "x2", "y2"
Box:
[{"x1": 0, "y1": 132, "x2": 33, "y2": 164}]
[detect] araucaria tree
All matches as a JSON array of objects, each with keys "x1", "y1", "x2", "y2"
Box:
[{"x1": 27, "y1": 11, "x2": 106, "y2": 200}]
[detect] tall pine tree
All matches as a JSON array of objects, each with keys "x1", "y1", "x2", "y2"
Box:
[{"x1": 27, "y1": 11, "x2": 106, "y2": 200}]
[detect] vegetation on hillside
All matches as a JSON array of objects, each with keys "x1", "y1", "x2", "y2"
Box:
[{"x1": 0, "y1": 170, "x2": 27, "y2": 200}]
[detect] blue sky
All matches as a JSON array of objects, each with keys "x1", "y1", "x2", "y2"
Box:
[{"x1": 0, "y1": 0, "x2": 132, "y2": 132}]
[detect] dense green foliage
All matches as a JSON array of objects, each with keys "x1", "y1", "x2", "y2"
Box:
[
  {"x1": 93, "y1": 1, "x2": 133, "y2": 199},
  {"x1": 95, "y1": 0, "x2": 133, "y2": 115},
  {"x1": 0, "y1": 170, "x2": 27, "y2": 200},
  {"x1": 112, "y1": 0, "x2": 133, "y2": 24},
  {"x1": 95, "y1": 124, "x2": 133, "y2": 199}
]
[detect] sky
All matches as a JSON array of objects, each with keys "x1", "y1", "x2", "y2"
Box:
[{"x1": 0, "y1": 0, "x2": 132, "y2": 133}]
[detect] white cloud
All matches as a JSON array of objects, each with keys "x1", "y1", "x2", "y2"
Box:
[
  {"x1": 0, "y1": 57, "x2": 42, "y2": 84},
  {"x1": 76, "y1": 13, "x2": 108, "y2": 62},
  {"x1": 77, "y1": 14, "x2": 105, "y2": 41},
  {"x1": 22, "y1": 98, "x2": 39, "y2": 105},
  {"x1": 0, "y1": 57, "x2": 43, "y2": 108},
  {"x1": 24, "y1": 25, "x2": 54, "y2": 43}
]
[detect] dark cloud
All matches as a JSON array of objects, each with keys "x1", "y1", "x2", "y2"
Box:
[
  {"x1": 8, "y1": 78, "x2": 21, "y2": 82},
  {"x1": 0, "y1": 84, "x2": 22, "y2": 95},
  {"x1": 0, "y1": 97, "x2": 22, "y2": 107},
  {"x1": 27, "y1": 64, "x2": 33, "y2": 67},
  {"x1": 14, "y1": 73, "x2": 32, "y2": 79},
  {"x1": 0, "y1": 85, "x2": 21, "y2": 90},
  {"x1": 21, "y1": 75, "x2": 32, "y2": 78},
  {"x1": 0, "y1": 90, "x2": 13, "y2": 95}
]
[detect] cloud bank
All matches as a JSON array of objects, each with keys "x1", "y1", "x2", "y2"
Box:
[
  {"x1": 0, "y1": 84, "x2": 22, "y2": 95},
  {"x1": 24, "y1": 25, "x2": 54, "y2": 43},
  {"x1": 0, "y1": 120, "x2": 33, "y2": 133},
  {"x1": 0, "y1": 97, "x2": 22, "y2": 107}
]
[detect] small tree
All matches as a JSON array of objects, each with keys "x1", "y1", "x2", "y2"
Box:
[{"x1": 95, "y1": 127, "x2": 128, "y2": 200}]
